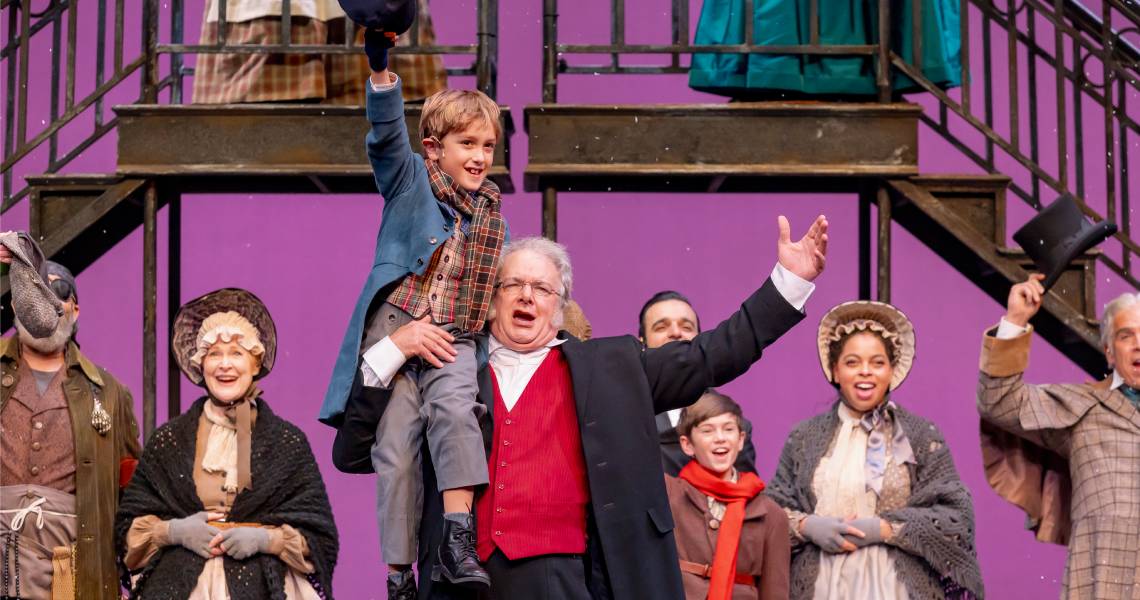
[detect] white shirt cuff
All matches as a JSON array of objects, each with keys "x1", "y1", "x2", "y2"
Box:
[
  {"x1": 771, "y1": 263, "x2": 815, "y2": 312},
  {"x1": 360, "y1": 336, "x2": 405, "y2": 388},
  {"x1": 995, "y1": 317, "x2": 1030, "y2": 339},
  {"x1": 369, "y1": 73, "x2": 398, "y2": 92}
]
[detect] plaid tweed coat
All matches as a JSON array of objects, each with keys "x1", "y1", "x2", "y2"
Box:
[{"x1": 977, "y1": 326, "x2": 1140, "y2": 600}]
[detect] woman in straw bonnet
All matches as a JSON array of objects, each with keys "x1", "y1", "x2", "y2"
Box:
[
  {"x1": 115, "y1": 288, "x2": 338, "y2": 599},
  {"x1": 766, "y1": 301, "x2": 983, "y2": 599}
]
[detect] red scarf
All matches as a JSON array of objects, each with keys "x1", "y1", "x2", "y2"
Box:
[{"x1": 678, "y1": 461, "x2": 766, "y2": 600}]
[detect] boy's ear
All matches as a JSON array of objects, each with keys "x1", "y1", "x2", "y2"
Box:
[
  {"x1": 679, "y1": 434, "x2": 696, "y2": 458},
  {"x1": 422, "y1": 136, "x2": 443, "y2": 161}
]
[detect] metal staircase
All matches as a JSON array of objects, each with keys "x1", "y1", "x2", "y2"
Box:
[{"x1": 528, "y1": 0, "x2": 1138, "y2": 378}]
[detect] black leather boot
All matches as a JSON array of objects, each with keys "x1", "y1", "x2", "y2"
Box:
[
  {"x1": 432, "y1": 513, "x2": 490, "y2": 589},
  {"x1": 387, "y1": 569, "x2": 417, "y2": 600}
]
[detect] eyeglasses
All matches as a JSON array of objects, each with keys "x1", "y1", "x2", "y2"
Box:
[
  {"x1": 494, "y1": 279, "x2": 561, "y2": 298},
  {"x1": 49, "y1": 278, "x2": 75, "y2": 302}
]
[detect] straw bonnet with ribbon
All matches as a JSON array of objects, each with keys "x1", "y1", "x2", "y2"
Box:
[
  {"x1": 172, "y1": 288, "x2": 276, "y2": 494},
  {"x1": 817, "y1": 300, "x2": 917, "y2": 496}
]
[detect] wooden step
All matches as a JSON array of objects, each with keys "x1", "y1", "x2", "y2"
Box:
[
  {"x1": 887, "y1": 177, "x2": 1105, "y2": 376},
  {"x1": 114, "y1": 104, "x2": 515, "y2": 194},
  {"x1": 524, "y1": 102, "x2": 921, "y2": 193},
  {"x1": 908, "y1": 175, "x2": 1010, "y2": 246}
]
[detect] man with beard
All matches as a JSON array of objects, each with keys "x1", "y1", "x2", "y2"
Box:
[{"x1": 0, "y1": 248, "x2": 141, "y2": 600}]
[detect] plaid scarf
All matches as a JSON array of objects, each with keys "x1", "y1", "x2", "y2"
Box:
[{"x1": 426, "y1": 159, "x2": 505, "y2": 332}]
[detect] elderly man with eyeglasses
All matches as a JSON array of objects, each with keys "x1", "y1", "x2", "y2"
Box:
[
  {"x1": 334, "y1": 215, "x2": 828, "y2": 600},
  {"x1": 0, "y1": 245, "x2": 141, "y2": 600}
]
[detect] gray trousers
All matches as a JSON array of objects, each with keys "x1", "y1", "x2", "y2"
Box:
[{"x1": 365, "y1": 302, "x2": 489, "y2": 565}]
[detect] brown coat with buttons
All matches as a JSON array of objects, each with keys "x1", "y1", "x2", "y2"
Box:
[
  {"x1": 664, "y1": 474, "x2": 791, "y2": 600},
  {"x1": 0, "y1": 337, "x2": 141, "y2": 600}
]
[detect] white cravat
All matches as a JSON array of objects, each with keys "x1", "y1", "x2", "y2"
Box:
[{"x1": 488, "y1": 336, "x2": 567, "y2": 411}]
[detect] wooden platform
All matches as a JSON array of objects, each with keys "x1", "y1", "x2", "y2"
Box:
[
  {"x1": 115, "y1": 104, "x2": 515, "y2": 194},
  {"x1": 524, "y1": 102, "x2": 921, "y2": 192}
]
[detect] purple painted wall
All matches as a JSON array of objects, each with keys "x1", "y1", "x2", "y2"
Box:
[{"x1": 3, "y1": 0, "x2": 1138, "y2": 597}]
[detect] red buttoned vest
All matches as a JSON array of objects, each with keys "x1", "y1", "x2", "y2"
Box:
[{"x1": 476, "y1": 347, "x2": 590, "y2": 560}]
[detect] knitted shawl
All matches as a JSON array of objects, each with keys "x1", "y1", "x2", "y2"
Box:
[
  {"x1": 114, "y1": 398, "x2": 339, "y2": 600},
  {"x1": 765, "y1": 401, "x2": 984, "y2": 600}
]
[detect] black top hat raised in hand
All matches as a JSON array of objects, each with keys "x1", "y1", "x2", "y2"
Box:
[
  {"x1": 339, "y1": 0, "x2": 415, "y2": 34},
  {"x1": 1012, "y1": 193, "x2": 1117, "y2": 290}
]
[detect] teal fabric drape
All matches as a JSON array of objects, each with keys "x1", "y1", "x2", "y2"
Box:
[{"x1": 689, "y1": 0, "x2": 962, "y2": 97}]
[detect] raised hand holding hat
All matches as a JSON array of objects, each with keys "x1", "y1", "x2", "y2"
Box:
[{"x1": 338, "y1": 0, "x2": 416, "y2": 71}]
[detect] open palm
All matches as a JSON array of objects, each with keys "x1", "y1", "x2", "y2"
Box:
[{"x1": 777, "y1": 215, "x2": 829, "y2": 282}]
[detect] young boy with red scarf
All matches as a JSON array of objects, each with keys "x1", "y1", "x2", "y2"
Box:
[{"x1": 666, "y1": 391, "x2": 791, "y2": 600}]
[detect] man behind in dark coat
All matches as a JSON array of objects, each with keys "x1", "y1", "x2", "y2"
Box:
[
  {"x1": 637, "y1": 290, "x2": 759, "y2": 476},
  {"x1": 334, "y1": 215, "x2": 828, "y2": 599}
]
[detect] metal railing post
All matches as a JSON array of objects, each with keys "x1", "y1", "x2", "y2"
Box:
[
  {"x1": 543, "y1": 0, "x2": 558, "y2": 103},
  {"x1": 168, "y1": 192, "x2": 182, "y2": 419},
  {"x1": 142, "y1": 0, "x2": 159, "y2": 103},
  {"x1": 477, "y1": 0, "x2": 499, "y2": 99},
  {"x1": 142, "y1": 181, "x2": 158, "y2": 439},
  {"x1": 876, "y1": 186, "x2": 892, "y2": 302},
  {"x1": 876, "y1": 0, "x2": 892, "y2": 101}
]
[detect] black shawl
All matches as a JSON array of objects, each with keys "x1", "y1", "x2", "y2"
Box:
[
  {"x1": 114, "y1": 398, "x2": 339, "y2": 599},
  {"x1": 766, "y1": 401, "x2": 984, "y2": 600}
]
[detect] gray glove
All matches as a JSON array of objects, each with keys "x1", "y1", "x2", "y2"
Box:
[
  {"x1": 219, "y1": 527, "x2": 272, "y2": 560},
  {"x1": 801, "y1": 515, "x2": 858, "y2": 554},
  {"x1": 167, "y1": 512, "x2": 221, "y2": 559},
  {"x1": 843, "y1": 517, "x2": 886, "y2": 547}
]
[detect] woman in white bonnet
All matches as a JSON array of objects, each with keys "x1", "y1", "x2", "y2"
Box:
[
  {"x1": 766, "y1": 301, "x2": 983, "y2": 600},
  {"x1": 115, "y1": 288, "x2": 338, "y2": 599}
]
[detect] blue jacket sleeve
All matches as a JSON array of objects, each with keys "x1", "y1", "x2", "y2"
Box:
[{"x1": 365, "y1": 77, "x2": 417, "y2": 207}]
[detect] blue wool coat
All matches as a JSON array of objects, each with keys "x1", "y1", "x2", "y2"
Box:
[{"x1": 319, "y1": 78, "x2": 507, "y2": 426}]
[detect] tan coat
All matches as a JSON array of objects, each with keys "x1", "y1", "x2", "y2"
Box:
[
  {"x1": 0, "y1": 337, "x2": 141, "y2": 600},
  {"x1": 977, "y1": 326, "x2": 1140, "y2": 600},
  {"x1": 664, "y1": 474, "x2": 791, "y2": 600}
]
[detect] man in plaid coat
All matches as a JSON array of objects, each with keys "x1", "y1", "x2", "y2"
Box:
[
  {"x1": 978, "y1": 273, "x2": 1140, "y2": 599},
  {"x1": 319, "y1": 6, "x2": 507, "y2": 596}
]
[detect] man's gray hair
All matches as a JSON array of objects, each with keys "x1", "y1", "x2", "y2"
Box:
[
  {"x1": 1101, "y1": 292, "x2": 1140, "y2": 350},
  {"x1": 498, "y1": 236, "x2": 573, "y2": 301}
]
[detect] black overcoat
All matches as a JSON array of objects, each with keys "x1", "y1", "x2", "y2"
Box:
[{"x1": 333, "y1": 277, "x2": 804, "y2": 600}]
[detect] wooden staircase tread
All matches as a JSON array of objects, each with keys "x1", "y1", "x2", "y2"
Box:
[
  {"x1": 23, "y1": 174, "x2": 128, "y2": 187},
  {"x1": 909, "y1": 174, "x2": 1012, "y2": 184},
  {"x1": 996, "y1": 246, "x2": 1103, "y2": 258}
]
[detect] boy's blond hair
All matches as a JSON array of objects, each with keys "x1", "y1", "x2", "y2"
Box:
[{"x1": 419, "y1": 89, "x2": 502, "y2": 145}]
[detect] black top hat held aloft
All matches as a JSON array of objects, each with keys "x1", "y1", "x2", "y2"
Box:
[
  {"x1": 1012, "y1": 194, "x2": 1117, "y2": 290},
  {"x1": 338, "y1": 0, "x2": 416, "y2": 33}
]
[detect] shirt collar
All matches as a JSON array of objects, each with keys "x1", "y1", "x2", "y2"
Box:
[
  {"x1": 1111, "y1": 370, "x2": 1125, "y2": 390},
  {"x1": 488, "y1": 334, "x2": 565, "y2": 363}
]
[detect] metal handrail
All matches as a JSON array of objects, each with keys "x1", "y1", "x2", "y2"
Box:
[
  {"x1": 540, "y1": 0, "x2": 1139, "y2": 289},
  {"x1": 2, "y1": 0, "x2": 500, "y2": 212}
]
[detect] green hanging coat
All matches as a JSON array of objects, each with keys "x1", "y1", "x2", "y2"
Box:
[{"x1": 689, "y1": 0, "x2": 962, "y2": 97}]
